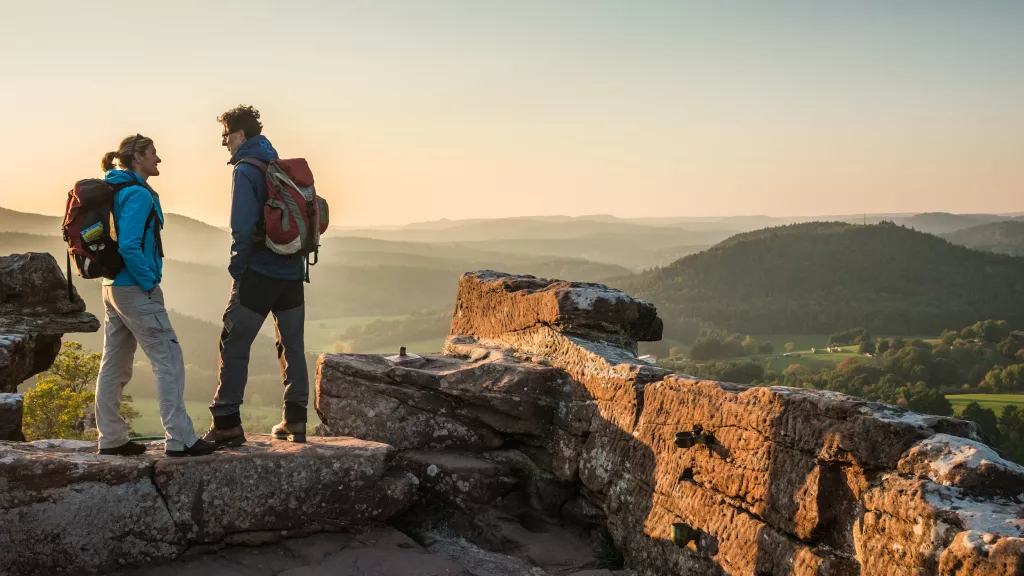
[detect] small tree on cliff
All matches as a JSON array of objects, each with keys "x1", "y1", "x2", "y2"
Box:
[
  {"x1": 22, "y1": 341, "x2": 139, "y2": 439},
  {"x1": 38, "y1": 341, "x2": 99, "y2": 394},
  {"x1": 22, "y1": 379, "x2": 92, "y2": 440}
]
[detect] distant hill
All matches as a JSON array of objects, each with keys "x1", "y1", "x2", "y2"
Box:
[
  {"x1": 442, "y1": 237, "x2": 712, "y2": 270},
  {"x1": 331, "y1": 216, "x2": 736, "y2": 245},
  {"x1": 902, "y1": 212, "x2": 1009, "y2": 235},
  {"x1": 943, "y1": 221, "x2": 1024, "y2": 257},
  {"x1": 617, "y1": 222, "x2": 1024, "y2": 336},
  {"x1": 0, "y1": 207, "x2": 62, "y2": 236}
]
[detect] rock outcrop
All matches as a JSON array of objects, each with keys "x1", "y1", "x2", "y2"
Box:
[
  {"x1": 316, "y1": 270, "x2": 1024, "y2": 576},
  {"x1": 0, "y1": 436, "x2": 418, "y2": 576},
  {"x1": 0, "y1": 252, "x2": 99, "y2": 395},
  {"x1": 0, "y1": 393, "x2": 24, "y2": 441}
]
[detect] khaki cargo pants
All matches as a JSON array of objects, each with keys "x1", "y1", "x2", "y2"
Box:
[{"x1": 94, "y1": 285, "x2": 199, "y2": 452}]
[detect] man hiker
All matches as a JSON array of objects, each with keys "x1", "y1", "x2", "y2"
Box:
[{"x1": 203, "y1": 105, "x2": 309, "y2": 445}]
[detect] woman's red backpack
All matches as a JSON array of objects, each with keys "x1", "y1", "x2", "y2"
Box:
[
  {"x1": 237, "y1": 157, "x2": 329, "y2": 281},
  {"x1": 61, "y1": 177, "x2": 161, "y2": 300}
]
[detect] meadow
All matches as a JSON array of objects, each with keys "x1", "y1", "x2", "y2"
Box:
[{"x1": 946, "y1": 394, "x2": 1024, "y2": 416}]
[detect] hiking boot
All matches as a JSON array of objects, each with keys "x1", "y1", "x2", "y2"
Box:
[
  {"x1": 271, "y1": 421, "x2": 306, "y2": 443},
  {"x1": 97, "y1": 440, "x2": 147, "y2": 456},
  {"x1": 202, "y1": 425, "x2": 246, "y2": 448},
  {"x1": 165, "y1": 438, "x2": 218, "y2": 458}
]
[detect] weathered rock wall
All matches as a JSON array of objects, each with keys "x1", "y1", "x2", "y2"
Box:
[{"x1": 317, "y1": 271, "x2": 1024, "y2": 576}]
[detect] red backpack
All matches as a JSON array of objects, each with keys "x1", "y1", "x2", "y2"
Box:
[
  {"x1": 61, "y1": 178, "x2": 161, "y2": 300},
  {"x1": 237, "y1": 158, "x2": 329, "y2": 281}
]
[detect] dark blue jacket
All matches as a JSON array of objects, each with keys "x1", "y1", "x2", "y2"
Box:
[{"x1": 227, "y1": 135, "x2": 305, "y2": 281}]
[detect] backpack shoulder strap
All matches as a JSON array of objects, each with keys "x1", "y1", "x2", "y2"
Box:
[
  {"x1": 113, "y1": 178, "x2": 162, "y2": 255},
  {"x1": 236, "y1": 158, "x2": 269, "y2": 173}
]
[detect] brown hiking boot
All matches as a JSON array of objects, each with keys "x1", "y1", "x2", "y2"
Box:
[
  {"x1": 202, "y1": 425, "x2": 246, "y2": 448},
  {"x1": 271, "y1": 421, "x2": 306, "y2": 443}
]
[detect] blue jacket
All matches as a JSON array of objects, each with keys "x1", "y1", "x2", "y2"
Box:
[
  {"x1": 102, "y1": 170, "x2": 163, "y2": 292},
  {"x1": 227, "y1": 135, "x2": 305, "y2": 281}
]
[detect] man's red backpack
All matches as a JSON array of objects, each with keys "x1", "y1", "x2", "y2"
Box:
[{"x1": 237, "y1": 158, "x2": 329, "y2": 281}]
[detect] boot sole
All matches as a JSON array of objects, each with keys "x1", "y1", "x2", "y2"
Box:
[{"x1": 273, "y1": 432, "x2": 306, "y2": 443}]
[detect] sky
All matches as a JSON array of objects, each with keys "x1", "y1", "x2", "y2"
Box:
[{"x1": 1, "y1": 0, "x2": 1021, "y2": 227}]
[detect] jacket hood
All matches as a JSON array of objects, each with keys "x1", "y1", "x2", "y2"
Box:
[
  {"x1": 229, "y1": 135, "x2": 278, "y2": 165},
  {"x1": 103, "y1": 170, "x2": 146, "y2": 186}
]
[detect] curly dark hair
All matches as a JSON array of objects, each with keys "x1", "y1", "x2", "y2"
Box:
[{"x1": 218, "y1": 105, "x2": 263, "y2": 139}]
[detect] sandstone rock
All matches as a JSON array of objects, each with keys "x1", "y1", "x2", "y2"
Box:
[
  {"x1": 0, "y1": 439, "x2": 183, "y2": 576},
  {"x1": 438, "y1": 271, "x2": 1024, "y2": 575},
  {"x1": 478, "y1": 449, "x2": 578, "y2": 513},
  {"x1": 0, "y1": 392, "x2": 24, "y2": 441},
  {"x1": 562, "y1": 495, "x2": 607, "y2": 529},
  {"x1": 939, "y1": 531, "x2": 1024, "y2": 575},
  {"x1": 856, "y1": 474, "x2": 1023, "y2": 576},
  {"x1": 424, "y1": 538, "x2": 549, "y2": 576},
  {"x1": 0, "y1": 252, "x2": 97, "y2": 336},
  {"x1": 898, "y1": 433, "x2": 1024, "y2": 497},
  {"x1": 446, "y1": 332, "x2": 671, "y2": 433},
  {"x1": 395, "y1": 451, "x2": 520, "y2": 511},
  {"x1": 448, "y1": 270, "x2": 662, "y2": 351},
  {"x1": 0, "y1": 332, "x2": 62, "y2": 394},
  {"x1": 316, "y1": 351, "x2": 569, "y2": 450},
  {"x1": 153, "y1": 435, "x2": 411, "y2": 543},
  {"x1": 0, "y1": 253, "x2": 99, "y2": 394},
  {"x1": 109, "y1": 526, "x2": 473, "y2": 576},
  {"x1": 0, "y1": 253, "x2": 88, "y2": 317},
  {"x1": 277, "y1": 526, "x2": 473, "y2": 576},
  {"x1": 627, "y1": 377, "x2": 983, "y2": 553},
  {"x1": 0, "y1": 435, "x2": 420, "y2": 575}
]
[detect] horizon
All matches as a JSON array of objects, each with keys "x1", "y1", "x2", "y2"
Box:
[
  {"x1": 3, "y1": 1, "x2": 1022, "y2": 227},
  {"x1": 3, "y1": 201, "x2": 1022, "y2": 231}
]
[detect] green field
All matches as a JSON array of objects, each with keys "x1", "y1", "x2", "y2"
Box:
[
  {"x1": 744, "y1": 334, "x2": 934, "y2": 372},
  {"x1": 749, "y1": 334, "x2": 831, "y2": 353},
  {"x1": 946, "y1": 394, "x2": 1024, "y2": 416},
  {"x1": 130, "y1": 397, "x2": 321, "y2": 438}
]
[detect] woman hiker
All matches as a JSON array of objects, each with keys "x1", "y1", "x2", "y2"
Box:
[{"x1": 93, "y1": 134, "x2": 217, "y2": 457}]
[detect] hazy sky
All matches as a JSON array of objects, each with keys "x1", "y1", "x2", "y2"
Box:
[{"x1": 1, "y1": 1, "x2": 1021, "y2": 227}]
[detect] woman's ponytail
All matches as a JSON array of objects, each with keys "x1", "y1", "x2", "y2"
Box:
[{"x1": 100, "y1": 151, "x2": 118, "y2": 171}]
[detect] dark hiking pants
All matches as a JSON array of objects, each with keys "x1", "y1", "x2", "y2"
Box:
[{"x1": 210, "y1": 269, "x2": 308, "y2": 428}]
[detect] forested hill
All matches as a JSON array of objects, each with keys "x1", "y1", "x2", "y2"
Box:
[
  {"x1": 942, "y1": 221, "x2": 1024, "y2": 257},
  {"x1": 616, "y1": 222, "x2": 1024, "y2": 335}
]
